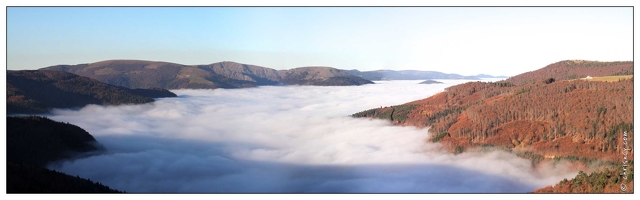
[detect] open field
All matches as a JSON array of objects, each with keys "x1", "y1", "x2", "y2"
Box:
[{"x1": 575, "y1": 75, "x2": 633, "y2": 82}]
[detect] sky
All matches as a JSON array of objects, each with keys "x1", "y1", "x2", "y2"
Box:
[
  {"x1": 43, "y1": 80, "x2": 576, "y2": 193},
  {"x1": 4, "y1": 6, "x2": 633, "y2": 76}
]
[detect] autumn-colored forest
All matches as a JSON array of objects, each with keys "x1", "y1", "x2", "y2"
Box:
[{"x1": 352, "y1": 60, "x2": 634, "y2": 193}]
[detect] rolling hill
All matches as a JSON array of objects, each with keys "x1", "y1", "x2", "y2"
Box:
[
  {"x1": 42, "y1": 60, "x2": 373, "y2": 89},
  {"x1": 7, "y1": 70, "x2": 176, "y2": 114},
  {"x1": 352, "y1": 60, "x2": 634, "y2": 193}
]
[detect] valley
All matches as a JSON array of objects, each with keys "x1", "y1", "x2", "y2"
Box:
[
  {"x1": 5, "y1": 59, "x2": 633, "y2": 193},
  {"x1": 5, "y1": 6, "x2": 633, "y2": 195}
]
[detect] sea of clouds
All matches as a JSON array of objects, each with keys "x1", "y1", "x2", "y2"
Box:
[{"x1": 45, "y1": 80, "x2": 576, "y2": 193}]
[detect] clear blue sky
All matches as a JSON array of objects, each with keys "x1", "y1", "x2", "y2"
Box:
[{"x1": 6, "y1": 7, "x2": 633, "y2": 76}]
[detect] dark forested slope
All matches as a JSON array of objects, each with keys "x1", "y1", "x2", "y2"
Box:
[
  {"x1": 7, "y1": 116, "x2": 99, "y2": 167},
  {"x1": 6, "y1": 116, "x2": 122, "y2": 193},
  {"x1": 7, "y1": 162, "x2": 122, "y2": 193}
]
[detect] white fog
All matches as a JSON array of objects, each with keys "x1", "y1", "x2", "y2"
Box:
[{"x1": 45, "y1": 80, "x2": 576, "y2": 193}]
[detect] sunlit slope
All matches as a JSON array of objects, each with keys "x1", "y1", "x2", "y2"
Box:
[
  {"x1": 353, "y1": 79, "x2": 633, "y2": 162},
  {"x1": 353, "y1": 60, "x2": 634, "y2": 193}
]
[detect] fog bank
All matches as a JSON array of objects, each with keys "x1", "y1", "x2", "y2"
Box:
[{"x1": 47, "y1": 80, "x2": 575, "y2": 193}]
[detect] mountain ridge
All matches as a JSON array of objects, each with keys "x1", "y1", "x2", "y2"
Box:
[{"x1": 42, "y1": 60, "x2": 374, "y2": 89}]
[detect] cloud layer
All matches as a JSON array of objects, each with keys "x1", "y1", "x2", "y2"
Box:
[{"x1": 46, "y1": 80, "x2": 576, "y2": 193}]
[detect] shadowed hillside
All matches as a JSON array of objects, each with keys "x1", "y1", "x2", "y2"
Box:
[
  {"x1": 7, "y1": 116, "x2": 100, "y2": 167},
  {"x1": 7, "y1": 162, "x2": 122, "y2": 193},
  {"x1": 7, "y1": 70, "x2": 175, "y2": 114},
  {"x1": 6, "y1": 116, "x2": 122, "y2": 193}
]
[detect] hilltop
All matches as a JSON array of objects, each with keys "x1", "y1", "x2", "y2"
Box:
[
  {"x1": 42, "y1": 60, "x2": 373, "y2": 89},
  {"x1": 505, "y1": 60, "x2": 633, "y2": 85}
]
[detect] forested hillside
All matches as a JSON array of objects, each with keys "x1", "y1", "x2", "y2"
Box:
[
  {"x1": 353, "y1": 60, "x2": 634, "y2": 193},
  {"x1": 354, "y1": 79, "x2": 633, "y2": 160},
  {"x1": 7, "y1": 162, "x2": 122, "y2": 193},
  {"x1": 7, "y1": 70, "x2": 175, "y2": 114},
  {"x1": 534, "y1": 162, "x2": 633, "y2": 193},
  {"x1": 7, "y1": 116, "x2": 100, "y2": 167}
]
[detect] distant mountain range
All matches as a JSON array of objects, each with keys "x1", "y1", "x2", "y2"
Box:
[
  {"x1": 345, "y1": 69, "x2": 507, "y2": 81},
  {"x1": 42, "y1": 60, "x2": 373, "y2": 89},
  {"x1": 7, "y1": 70, "x2": 176, "y2": 114},
  {"x1": 10, "y1": 59, "x2": 509, "y2": 115},
  {"x1": 41, "y1": 60, "x2": 509, "y2": 90}
]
